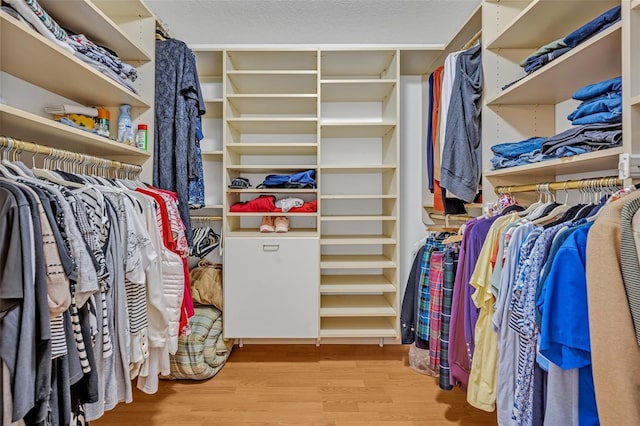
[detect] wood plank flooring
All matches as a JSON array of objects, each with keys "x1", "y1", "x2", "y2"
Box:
[{"x1": 95, "y1": 345, "x2": 497, "y2": 426}]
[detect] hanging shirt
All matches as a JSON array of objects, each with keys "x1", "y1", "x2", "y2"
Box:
[
  {"x1": 539, "y1": 223, "x2": 599, "y2": 426},
  {"x1": 467, "y1": 213, "x2": 520, "y2": 412},
  {"x1": 493, "y1": 221, "x2": 534, "y2": 426}
]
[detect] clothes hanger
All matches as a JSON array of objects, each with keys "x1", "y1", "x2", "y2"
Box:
[
  {"x1": 0, "y1": 138, "x2": 32, "y2": 178},
  {"x1": 532, "y1": 183, "x2": 571, "y2": 225},
  {"x1": 32, "y1": 148, "x2": 85, "y2": 188}
]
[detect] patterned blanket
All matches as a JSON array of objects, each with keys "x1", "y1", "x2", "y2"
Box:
[{"x1": 164, "y1": 306, "x2": 233, "y2": 380}]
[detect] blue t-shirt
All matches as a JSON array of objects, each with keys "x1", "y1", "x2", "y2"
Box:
[{"x1": 538, "y1": 223, "x2": 599, "y2": 426}]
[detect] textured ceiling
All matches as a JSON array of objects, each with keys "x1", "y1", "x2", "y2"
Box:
[{"x1": 146, "y1": 0, "x2": 481, "y2": 46}]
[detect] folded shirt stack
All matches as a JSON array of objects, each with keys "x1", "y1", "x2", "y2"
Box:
[
  {"x1": 567, "y1": 76, "x2": 621, "y2": 126},
  {"x1": 2, "y1": 0, "x2": 138, "y2": 94},
  {"x1": 491, "y1": 121, "x2": 622, "y2": 170},
  {"x1": 503, "y1": 5, "x2": 621, "y2": 90},
  {"x1": 519, "y1": 39, "x2": 571, "y2": 74},
  {"x1": 229, "y1": 195, "x2": 317, "y2": 213},
  {"x1": 67, "y1": 32, "x2": 139, "y2": 94}
]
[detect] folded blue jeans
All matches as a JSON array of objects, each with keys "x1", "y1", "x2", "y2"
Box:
[
  {"x1": 572, "y1": 111, "x2": 621, "y2": 125},
  {"x1": 572, "y1": 76, "x2": 621, "y2": 101},
  {"x1": 563, "y1": 5, "x2": 621, "y2": 48},
  {"x1": 491, "y1": 137, "x2": 547, "y2": 159},
  {"x1": 568, "y1": 96, "x2": 621, "y2": 121}
]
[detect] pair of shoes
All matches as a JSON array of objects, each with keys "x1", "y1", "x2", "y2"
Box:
[
  {"x1": 228, "y1": 177, "x2": 252, "y2": 189},
  {"x1": 260, "y1": 216, "x2": 289, "y2": 233}
]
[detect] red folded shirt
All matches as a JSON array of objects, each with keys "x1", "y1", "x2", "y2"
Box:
[{"x1": 229, "y1": 195, "x2": 277, "y2": 212}]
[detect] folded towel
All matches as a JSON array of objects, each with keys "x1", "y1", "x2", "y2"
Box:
[{"x1": 44, "y1": 104, "x2": 99, "y2": 117}]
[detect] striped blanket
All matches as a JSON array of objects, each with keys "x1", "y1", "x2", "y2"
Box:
[{"x1": 164, "y1": 306, "x2": 233, "y2": 380}]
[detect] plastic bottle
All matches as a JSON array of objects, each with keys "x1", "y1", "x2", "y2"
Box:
[
  {"x1": 135, "y1": 124, "x2": 148, "y2": 150},
  {"x1": 117, "y1": 104, "x2": 133, "y2": 144},
  {"x1": 95, "y1": 107, "x2": 110, "y2": 137}
]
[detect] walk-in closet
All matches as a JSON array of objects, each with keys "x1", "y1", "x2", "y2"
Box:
[{"x1": 1, "y1": 1, "x2": 639, "y2": 425}]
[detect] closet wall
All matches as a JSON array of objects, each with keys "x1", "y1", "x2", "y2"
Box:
[
  {"x1": 481, "y1": 0, "x2": 624, "y2": 199},
  {"x1": 186, "y1": 9, "x2": 486, "y2": 344},
  {"x1": 0, "y1": 0, "x2": 156, "y2": 180}
]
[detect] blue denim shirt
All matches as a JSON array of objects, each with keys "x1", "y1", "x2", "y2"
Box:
[{"x1": 563, "y1": 5, "x2": 620, "y2": 48}]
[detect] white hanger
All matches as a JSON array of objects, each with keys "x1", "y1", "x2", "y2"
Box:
[{"x1": 32, "y1": 148, "x2": 85, "y2": 188}]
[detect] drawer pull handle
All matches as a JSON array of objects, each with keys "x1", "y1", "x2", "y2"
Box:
[{"x1": 263, "y1": 244, "x2": 280, "y2": 252}]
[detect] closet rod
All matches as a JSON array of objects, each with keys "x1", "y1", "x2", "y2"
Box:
[
  {"x1": 0, "y1": 135, "x2": 143, "y2": 177},
  {"x1": 495, "y1": 176, "x2": 623, "y2": 195},
  {"x1": 190, "y1": 216, "x2": 223, "y2": 221},
  {"x1": 462, "y1": 29, "x2": 482, "y2": 50}
]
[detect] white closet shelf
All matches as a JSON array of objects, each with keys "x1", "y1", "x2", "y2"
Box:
[
  {"x1": 484, "y1": 146, "x2": 625, "y2": 179},
  {"x1": 227, "y1": 95, "x2": 317, "y2": 115},
  {"x1": 227, "y1": 212, "x2": 318, "y2": 217},
  {"x1": 226, "y1": 229, "x2": 318, "y2": 237},
  {"x1": 633, "y1": 0, "x2": 640, "y2": 10},
  {"x1": 227, "y1": 118, "x2": 318, "y2": 134},
  {"x1": 321, "y1": 50, "x2": 396, "y2": 79},
  {"x1": 1, "y1": 11, "x2": 150, "y2": 108},
  {"x1": 227, "y1": 188, "x2": 318, "y2": 194},
  {"x1": 401, "y1": 49, "x2": 444, "y2": 76},
  {"x1": 226, "y1": 51, "x2": 317, "y2": 71},
  {"x1": 486, "y1": 0, "x2": 619, "y2": 49},
  {"x1": 320, "y1": 254, "x2": 396, "y2": 269},
  {"x1": 196, "y1": 204, "x2": 224, "y2": 209},
  {"x1": 320, "y1": 122, "x2": 396, "y2": 138},
  {"x1": 321, "y1": 194, "x2": 396, "y2": 200},
  {"x1": 320, "y1": 317, "x2": 396, "y2": 338},
  {"x1": 203, "y1": 100, "x2": 223, "y2": 119},
  {"x1": 486, "y1": 23, "x2": 621, "y2": 106},
  {"x1": 320, "y1": 80, "x2": 396, "y2": 102},
  {"x1": 319, "y1": 165, "x2": 396, "y2": 173},
  {"x1": 321, "y1": 215, "x2": 396, "y2": 222},
  {"x1": 320, "y1": 295, "x2": 396, "y2": 317},
  {"x1": 201, "y1": 150, "x2": 224, "y2": 157},
  {"x1": 227, "y1": 72, "x2": 317, "y2": 94},
  {"x1": 226, "y1": 143, "x2": 317, "y2": 155},
  {"x1": 38, "y1": 0, "x2": 152, "y2": 61},
  {"x1": 631, "y1": 95, "x2": 640, "y2": 107},
  {"x1": 320, "y1": 235, "x2": 396, "y2": 245},
  {"x1": 422, "y1": 4, "x2": 481, "y2": 75},
  {"x1": 192, "y1": 50, "x2": 223, "y2": 76},
  {"x1": 320, "y1": 275, "x2": 395, "y2": 293},
  {"x1": 0, "y1": 104, "x2": 150, "y2": 164},
  {"x1": 226, "y1": 164, "x2": 317, "y2": 173},
  {"x1": 91, "y1": 0, "x2": 154, "y2": 19}
]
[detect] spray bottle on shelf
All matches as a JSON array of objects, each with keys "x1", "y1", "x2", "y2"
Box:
[{"x1": 117, "y1": 104, "x2": 133, "y2": 144}]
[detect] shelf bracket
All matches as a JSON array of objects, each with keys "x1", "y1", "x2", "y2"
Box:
[
  {"x1": 378, "y1": 337, "x2": 384, "y2": 348},
  {"x1": 238, "y1": 338, "x2": 244, "y2": 348},
  {"x1": 618, "y1": 153, "x2": 640, "y2": 179},
  {"x1": 316, "y1": 339, "x2": 321, "y2": 347}
]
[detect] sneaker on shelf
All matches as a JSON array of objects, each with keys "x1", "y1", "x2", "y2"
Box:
[
  {"x1": 274, "y1": 216, "x2": 290, "y2": 233},
  {"x1": 260, "y1": 216, "x2": 275, "y2": 233}
]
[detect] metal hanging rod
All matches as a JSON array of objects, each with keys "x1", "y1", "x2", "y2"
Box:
[
  {"x1": 190, "y1": 215, "x2": 223, "y2": 222},
  {"x1": 0, "y1": 135, "x2": 143, "y2": 178},
  {"x1": 462, "y1": 29, "x2": 482, "y2": 50},
  {"x1": 494, "y1": 177, "x2": 623, "y2": 195}
]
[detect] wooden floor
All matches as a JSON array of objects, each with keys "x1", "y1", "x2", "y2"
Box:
[{"x1": 95, "y1": 345, "x2": 497, "y2": 426}]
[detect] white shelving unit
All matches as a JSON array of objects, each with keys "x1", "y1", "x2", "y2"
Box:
[
  {"x1": 482, "y1": 0, "x2": 625, "y2": 192},
  {"x1": 222, "y1": 50, "x2": 319, "y2": 237},
  {"x1": 0, "y1": 0, "x2": 155, "y2": 174},
  {"x1": 191, "y1": 48, "x2": 224, "y2": 222},
  {"x1": 319, "y1": 49, "x2": 400, "y2": 339}
]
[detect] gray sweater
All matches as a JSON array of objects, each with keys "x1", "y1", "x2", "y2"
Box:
[{"x1": 440, "y1": 44, "x2": 483, "y2": 203}]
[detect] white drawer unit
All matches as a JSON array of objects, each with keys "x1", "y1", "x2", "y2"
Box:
[{"x1": 223, "y1": 236, "x2": 320, "y2": 338}]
